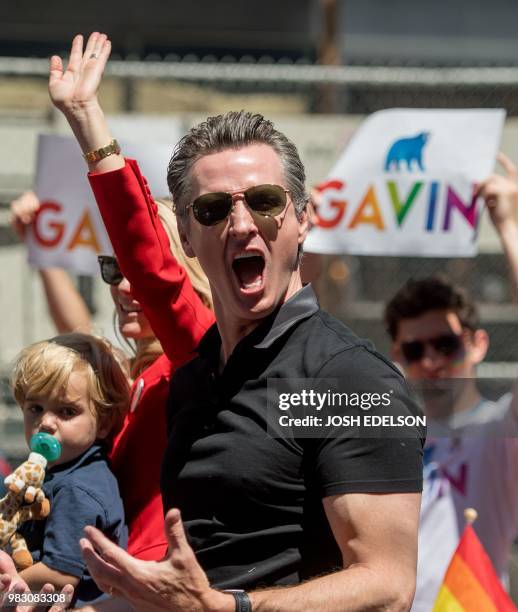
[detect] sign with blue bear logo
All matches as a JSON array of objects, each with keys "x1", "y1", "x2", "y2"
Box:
[
  {"x1": 385, "y1": 132, "x2": 430, "y2": 172},
  {"x1": 305, "y1": 108, "x2": 505, "y2": 257}
]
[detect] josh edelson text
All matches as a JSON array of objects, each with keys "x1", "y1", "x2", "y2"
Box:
[{"x1": 276, "y1": 389, "x2": 426, "y2": 429}]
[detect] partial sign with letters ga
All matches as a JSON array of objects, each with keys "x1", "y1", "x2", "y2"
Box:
[
  {"x1": 28, "y1": 134, "x2": 173, "y2": 275},
  {"x1": 305, "y1": 109, "x2": 506, "y2": 257}
]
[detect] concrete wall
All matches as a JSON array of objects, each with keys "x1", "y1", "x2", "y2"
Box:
[{"x1": 341, "y1": 0, "x2": 518, "y2": 64}]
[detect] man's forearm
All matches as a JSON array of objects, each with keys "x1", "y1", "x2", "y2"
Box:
[{"x1": 244, "y1": 565, "x2": 412, "y2": 612}]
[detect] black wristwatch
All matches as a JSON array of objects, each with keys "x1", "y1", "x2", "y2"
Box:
[{"x1": 224, "y1": 590, "x2": 252, "y2": 612}]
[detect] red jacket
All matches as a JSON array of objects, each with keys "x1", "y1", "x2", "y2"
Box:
[{"x1": 89, "y1": 159, "x2": 215, "y2": 560}]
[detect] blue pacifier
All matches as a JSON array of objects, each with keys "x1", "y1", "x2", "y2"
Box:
[{"x1": 29, "y1": 432, "x2": 62, "y2": 462}]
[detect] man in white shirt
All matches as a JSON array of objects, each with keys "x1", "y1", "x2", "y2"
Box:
[{"x1": 384, "y1": 152, "x2": 518, "y2": 611}]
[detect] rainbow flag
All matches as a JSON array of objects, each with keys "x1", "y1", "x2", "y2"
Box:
[{"x1": 433, "y1": 525, "x2": 517, "y2": 611}]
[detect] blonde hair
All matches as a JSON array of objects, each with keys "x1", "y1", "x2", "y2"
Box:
[
  {"x1": 155, "y1": 198, "x2": 213, "y2": 310},
  {"x1": 11, "y1": 333, "x2": 130, "y2": 441},
  {"x1": 129, "y1": 199, "x2": 213, "y2": 378}
]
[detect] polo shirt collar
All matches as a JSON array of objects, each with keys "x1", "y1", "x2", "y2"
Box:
[
  {"x1": 45, "y1": 443, "x2": 105, "y2": 483},
  {"x1": 198, "y1": 284, "x2": 319, "y2": 360},
  {"x1": 254, "y1": 284, "x2": 319, "y2": 349}
]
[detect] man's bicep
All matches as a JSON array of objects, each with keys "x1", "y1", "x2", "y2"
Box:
[{"x1": 323, "y1": 491, "x2": 421, "y2": 571}]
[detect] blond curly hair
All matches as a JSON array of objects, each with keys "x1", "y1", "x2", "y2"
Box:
[
  {"x1": 130, "y1": 199, "x2": 213, "y2": 378},
  {"x1": 11, "y1": 333, "x2": 131, "y2": 442}
]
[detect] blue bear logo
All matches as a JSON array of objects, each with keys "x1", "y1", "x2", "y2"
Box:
[{"x1": 385, "y1": 132, "x2": 430, "y2": 172}]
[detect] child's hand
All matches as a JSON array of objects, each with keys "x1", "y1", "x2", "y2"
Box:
[
  {"x1": 0, "y1": 577, "x2": 73, "y2": 612},
  {"x1": 0, "y1": 552, "x2": 73, "y2": 612},
  {"x1": 9, "y1": 192, "x2": 41, "y2": 241}
]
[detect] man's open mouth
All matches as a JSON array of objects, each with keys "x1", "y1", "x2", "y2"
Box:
[{"x1": 232, "y1": 252, "x2": 265, "y2": 291}]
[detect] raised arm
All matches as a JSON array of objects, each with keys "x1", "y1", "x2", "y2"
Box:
[
  {"x1": 10, "y1": 191, "x2": 92, "y2": 334},
  {"x1": 48, "y1": 34, "x2": 123, "y2": 175},
  {"x1": 39, "y1": 269, "x2": 92, "y2": 335},
  {"x1": 477, "y1": 152, "x2": 518, "y2": 297},
  {"x1": 48, "y1": 33, "x2": 214, "y2": 366},
  {"x1": 477, "y1": 153, "x2": 518, "y2": 421}
]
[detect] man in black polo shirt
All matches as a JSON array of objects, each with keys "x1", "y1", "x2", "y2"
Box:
[{"x1": 75, "y1": 111, "x2": 424, "y2": 612}]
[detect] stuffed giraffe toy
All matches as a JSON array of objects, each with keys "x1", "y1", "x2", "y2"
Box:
[{"x1": 0, "y1": 451, "x2": 50, "y2": 569}]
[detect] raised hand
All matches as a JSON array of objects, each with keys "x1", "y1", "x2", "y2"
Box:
[
  {"x1": 477, "y1": 152, "x2": 518, "y2": 232},
  {"x1": 48, "y1": 32, "x2": 122, "y2": 170},
  {"x1": 49, "y1": 32, "x2": 111, "y2": 115},
  {"x1": 477, "y1": 152, "x2": 518, "y2": 297},
  {"x1": 9, "y1": 191, "x2": 41, "y2": 240}
]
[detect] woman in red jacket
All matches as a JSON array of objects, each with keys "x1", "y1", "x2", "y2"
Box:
[
  {"x1": 10, "y1": 189, "x2": 214, "y2": 562},
  {"x1": 46, "y1": 32, "x2": 218, "y2": 564},
  {"x1": 9, "y1": 182, "x2": 215, "y2": 563},
  {"x1": 104, "y1": 199, "x2": 214, "y2": 561}
]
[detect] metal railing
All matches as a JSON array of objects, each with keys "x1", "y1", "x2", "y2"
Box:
[{"x1": 1, "y1": 56, "x2": 518, "y2": 87}]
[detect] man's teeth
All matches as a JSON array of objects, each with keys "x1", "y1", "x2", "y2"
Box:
[
  {"x1": 243, "y1": 278, "x2": 262, "y2": 289},
  {"x1": 234, "y1": 252, "x2": 262, "y2": 261}
]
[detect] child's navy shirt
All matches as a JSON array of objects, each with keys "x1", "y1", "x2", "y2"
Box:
[{"x1": 19, "y1": 443, "x2": 127, "y2": 606}]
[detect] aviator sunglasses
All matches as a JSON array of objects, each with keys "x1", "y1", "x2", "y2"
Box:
[
  {"x1": 400, "y1": 333, "x2": 464, "y2": 363},
  {"x1": 187, "y1": 184, "x2": 290, "y2": 226},
  {"x1": 97, "y1": 255, "x2": 124, "y2": 286}
]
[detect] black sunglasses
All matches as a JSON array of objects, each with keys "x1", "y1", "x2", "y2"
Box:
[
  {"x1": 400, "y1": 333, "x2": 464, "y2": 363},
  {"x1": 97, "y1": 255, "x2": 123, "y2": 286},
  {"x1": 187, "y1": 184, "x2": 289, "y2": 226}
]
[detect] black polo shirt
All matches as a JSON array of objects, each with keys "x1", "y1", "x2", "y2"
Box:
[{"x1": 161, "y1": 285, "x2": 423, "y2": 590}]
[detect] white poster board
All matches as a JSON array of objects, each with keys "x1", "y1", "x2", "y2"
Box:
[
  {"x1": 305, "y1": 109, "x2": 506, "y2": 257},
  {"x1": 28, "y1": 134, "x2": 175, "y2": 275}
]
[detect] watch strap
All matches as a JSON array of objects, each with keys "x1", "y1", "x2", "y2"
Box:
[
  {"x1": 83, "y1": 139, "x2": 121, "y2": 163},
  {"x1": 224, "y1": 590, "x2": 252, "y2": 612}
]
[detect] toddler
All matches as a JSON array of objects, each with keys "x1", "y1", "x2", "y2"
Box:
[{"x1": 10, "y1": 333, "x2": 129, "y2": 606}]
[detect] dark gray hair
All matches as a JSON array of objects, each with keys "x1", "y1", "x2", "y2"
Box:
[{"x1": 167, "y1": 110, "x2": 309, "y2": 221}]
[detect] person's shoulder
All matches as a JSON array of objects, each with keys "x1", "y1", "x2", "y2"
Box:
[
  {"x1": 169, "y1": 343, "x2": 210, "y2": 389},
  {"x1": 299, "y1": 309, "x2": 403, "y2": 379},
  {"x1": 139, "y1": 353, "x2": 174, "y2": 384},
  {"x1": 476, "y1": 396, "x2": 511, "y2": 420},
  {"x1": 462, "y1": 394, "x2": 518, "y2": 436},
  {"x1": 300, "y1": 308, "x2": 369, "y2": 349},
  {"x1": 46, "y1": 471, "x2": 125, "y2": 548},
  {"x1": 54, "y1": 462, "x2": 124, "y2": 529},
  {"x1": 57, "y1": 452, "x2": 120, "y2": 500}
]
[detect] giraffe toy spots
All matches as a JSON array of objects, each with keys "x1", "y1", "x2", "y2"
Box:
[{"x1": 0, "y1": 452, "x2": 50, "y2": 569}]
